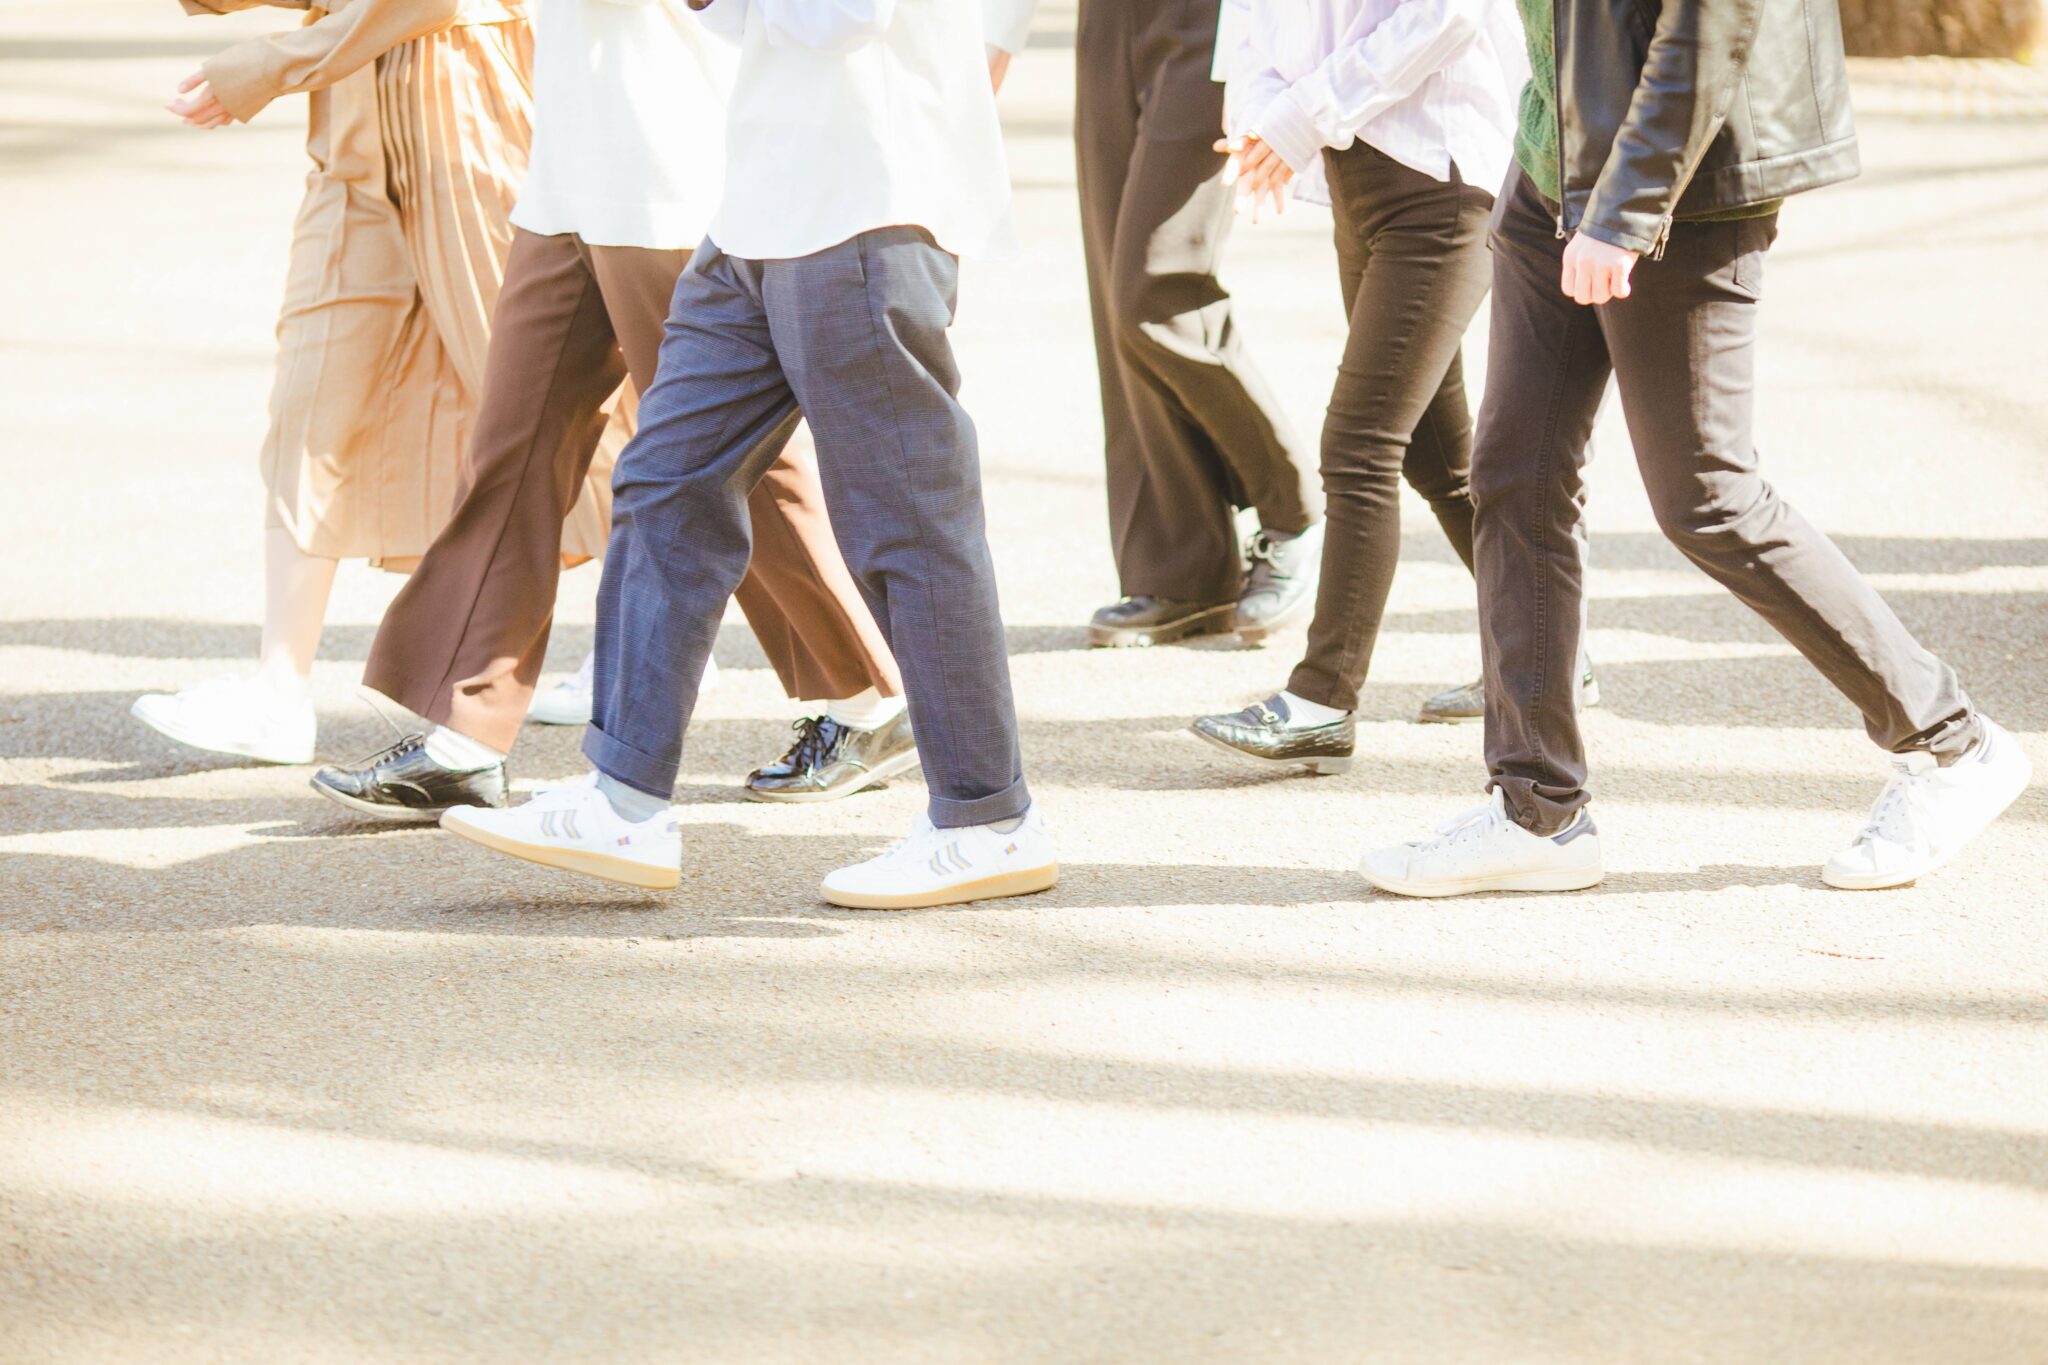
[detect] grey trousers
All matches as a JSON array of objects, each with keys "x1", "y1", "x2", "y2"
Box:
[
  {"x1": 1473, "y1": 170, "x2": 1979, "y2": 834},
  {"x1": 1076, "y1": 0, "x2": 1321, "y2": 603},
  {"x1": 583, "y1": 228, "x2": 1031, "y2": 829}
]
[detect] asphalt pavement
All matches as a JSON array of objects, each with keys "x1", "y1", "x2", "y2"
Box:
[{"x1": 2, "y1": 5, "x2": 2046, "y2": 1361}]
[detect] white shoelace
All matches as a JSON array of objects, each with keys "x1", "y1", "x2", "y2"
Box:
[
  {"x1": 867, "y1": 816, "x2": 945, "y2": 869},
  {"x1": 1853, "y1": 757, "x2": 1936, "y2": 850},
  {"x1": 1410, "y1": 796, "x2": 1510, "y2": 853}
]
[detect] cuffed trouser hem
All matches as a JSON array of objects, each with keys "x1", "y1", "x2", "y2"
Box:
[
  {"x1": 931, "y1": 776, "x2": 1032, "y2": 830},
  {"x1": 1897, "y1": 707, "x2": 1984, "y2": 764},
  {"x1": 582, "y1": 723, "x2": 676, "y2": 802}
]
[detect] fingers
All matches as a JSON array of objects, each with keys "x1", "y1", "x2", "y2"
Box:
[
  {"x1": 176, "y1": 71, "x2": 205, "y2": 94},
  {"x1": 167, "y1": 92, "x2": 231, "y2": 128},
  {"x1": 1560, "y1": 237, "x2": 1637, "y2": 307},
  {"x1": 1568, "y1": 261, "x2": 1595, "y2": 306},
  {"x1": 1609, "y1": 256, "x2": 1634, "y2": 301}
]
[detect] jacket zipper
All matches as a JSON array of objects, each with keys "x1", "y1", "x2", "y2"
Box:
[
  {"x1": 1650, "y1": 132, "x2": 1718, "y2": 259},
  {"x1": 1556, "y1": 1, "x2": 1712, "y2": 259},
  {"x1": 1550, "y1": 0, "x2": 1567, "y2": 238}
]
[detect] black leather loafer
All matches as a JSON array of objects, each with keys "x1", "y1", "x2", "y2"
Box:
[
  {"x1": 746, "y1": 712, "x2": 919, "y2": 803},
  {"x1": 1089, "y1": 595, "x2": 1237, "y2": 648},
  {"x1": 310, "y1": 734, "x2": 510, "y2": 822},
  {"x1": 1191, "y1": 695, "x2": 1355, "y2": 775}
]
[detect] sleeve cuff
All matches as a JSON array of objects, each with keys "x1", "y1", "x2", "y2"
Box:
[
  {"x1": 1574, "y1": 215, "x2": 1660, "y2": 256},
  {"x1": 200, "y1": 48, "x2": 276, "y2": 122},
  {"x1": 1251, "y1": 88, "x2": 1325, "y2": 177},
  {"x1": 982, "y1": 0, "x2": 1035, "y2": 53}
]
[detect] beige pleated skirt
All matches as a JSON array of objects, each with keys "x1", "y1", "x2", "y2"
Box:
[{"x1": 261, "y1": 13, "x2": 620, "y2": 567}]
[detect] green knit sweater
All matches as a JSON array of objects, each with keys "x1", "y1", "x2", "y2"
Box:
[{"x1": 1512, "y1": 0, "x2": 1779, "y2": 224}]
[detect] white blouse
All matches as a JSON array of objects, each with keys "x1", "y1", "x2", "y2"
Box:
[
  {"x1": 690, "y1": 0, "x2": 1019, "y2": 262},
  {"x1": 511, "y1": 0, "x2": 735, "y2": 250},
  {"x1": 1219, "y1": 0, "x2": 1528, "y2": 206}
]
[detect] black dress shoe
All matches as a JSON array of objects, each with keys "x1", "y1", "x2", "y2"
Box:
[
  {"x1": 1190, "y1": 694, "x2": 1355, "y2": 775},
  {"x1": 1089, "y1": 595, "x2": 1237, "y2": 648},
  {"x1": 746, "y1": 711, "x2": 918, "y2": 803},
  {"x1": 310, "y1": 734, "x2": 510, "y2": 823}
]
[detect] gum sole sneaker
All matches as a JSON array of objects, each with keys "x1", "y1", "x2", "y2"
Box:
[
  {"x1": 822, "y1": 863, "x2": 1060, "y2": 911},
  {"x1": 1822, "y1": 717, "x2": 2031, "y2": 890},
  {"x1": 440, "y1": 774, "x2": 680, "y2": 890},
  {"x1": 131, "y1": 676, "x2": 316, "y2": 765},
  {"x1": 1089, "y1": 597, "x2": 1236, "y2": 648},
  {"x1": 1361, "y1": 793, "x2": 1603, "y2": 898},
  {"x1": 822, "y1": 805, "x2": 1058, "y2": 910}
]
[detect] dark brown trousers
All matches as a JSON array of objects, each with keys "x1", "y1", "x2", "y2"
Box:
[
  {"x1": 1075, "y1": 0, "x2": 1321, "y2": 603},
  {"x1": 363, "y1": 227, "x2": 899, "y2": 753}
]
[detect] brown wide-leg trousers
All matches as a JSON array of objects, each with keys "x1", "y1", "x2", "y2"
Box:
[
  {"x1": 1075, "y1": 0, "x2": 1321, "y2": 604},
  {"x1": 363, "y1": 227, "x2": 900, "y2": 754}
]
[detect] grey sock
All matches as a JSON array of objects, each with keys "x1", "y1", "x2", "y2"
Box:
[{"x1": 595, "y1": 771, "x2": 667, "y2": 823}]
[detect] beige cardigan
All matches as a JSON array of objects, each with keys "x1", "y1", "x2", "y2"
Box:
[{"x1": 185, "y1": 0, "x2": 527, "y2": 122}]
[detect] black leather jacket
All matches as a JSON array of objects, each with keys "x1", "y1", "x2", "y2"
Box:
[{"x1": 1558, "y1": 0, "x2": 1861, "y2": 254}]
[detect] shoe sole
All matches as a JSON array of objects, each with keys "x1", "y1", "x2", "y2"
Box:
[
  {"x1": 1361, "y1": 864, "x2": 1605, "y2": 898},
  {"x1": 1821, "y1": 744, "x2": 2033, "y2": 891},
  {"x1": 1089, "y1": 604, "x2": 1236, "y2": 649},
  {"x1": 1189, "y1": 723, "x2": 1352, "y2": 775},
  {"x1": 745, "y1": 747, "x2": 922, "y2": 804},
  {"x1": 1234, "y1": 595, "x2": 1316, "y2": 645},
  {"x1": 308, "y1": 776, "x2": 455, "y2": 824},
  {"x1": 440, "y1": 812, "x2": 679, "y2": 890},
  {"x1": 130, "y1": 698, "x2": 314, "y2": 766},
  {"x1": 821, "y1": 861, "x2": 1059, "y2": 911}
]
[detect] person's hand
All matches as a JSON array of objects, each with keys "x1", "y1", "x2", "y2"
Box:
[
  {"x1": 167, "y1": 71, "x2": 233, "y2": 129},
  {"x1": 1560, "y1": 232, "x2": 1638, "y2": 305},
  {"x1": 986, "y1": 45, "x2": 1012, "y2": 94},
  {"x1": 1215, "y1": 135, "x2": 1293, "y2": 224}
]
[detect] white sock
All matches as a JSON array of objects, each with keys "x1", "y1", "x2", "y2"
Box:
[
  {"x1": 826, "y1": 688, "x2": 906, "y2": 731},
  {"x1": 1277, "y1": 690, "x2": 1349, "y2": 727},
  {"x1": 595, "y1": 770, "x2": 667, "y2": 823},
  {"x1": 424, "y1": 725, "x2": 506, "y2": 773}
]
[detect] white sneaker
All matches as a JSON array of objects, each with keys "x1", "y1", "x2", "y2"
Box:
[
  {"x1": 528, "y1": 652, "x2": 719, "y2": 727},
  {"x1": 527, "y1": 652, "x2": 595, "y2": 726},
  {"x1": 1361, "y1": 790, "x2": 1603, "y2": 898},
  {"x1": 131, "y1": 675, "x2": 316, "y2": 765},
  {"x1": 440, "y1": 772, "x2": 681, "y2": 889},
  {"x1": 821, "y1": 805, "x2": 1058, "y2": 910},
  {"x1": 1823, "y1": 717, "x2": 2031, "y2": 890}
]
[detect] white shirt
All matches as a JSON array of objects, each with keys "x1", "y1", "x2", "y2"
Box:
[
  {"x1": 1219, "y1": 0, "x2": 1528, "y2": 207},
  {"x1": 983, "y1": 0, "x2": 1037, "y2": 55},
  {"x1": 691, "y1": 0, "x2": 1018, "y2": 261},
  {"x1": 510, "y1": 0, "x2": 735, "y2": 249}
]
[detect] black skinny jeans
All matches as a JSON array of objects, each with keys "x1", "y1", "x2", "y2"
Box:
[
  {"x1": 1474, "y1": 169, "x2": 1979, "y2": 833},
  {"x1": 1286, "y1": 142, "x2": 1495, "y2": 713}
]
